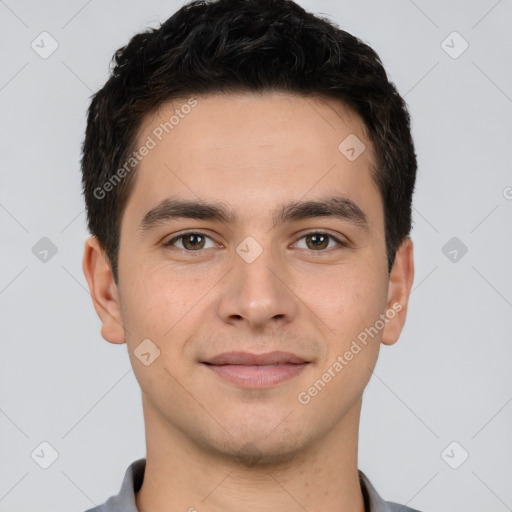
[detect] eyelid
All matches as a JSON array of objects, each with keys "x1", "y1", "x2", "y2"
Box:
[
  {"x1": 164, "y1": 229, "x2": 348, "y2": 252},
  {"x1": 163, "y1": 230, "x2": 219, "y2": 248},
  {"x1": 291, "y1": 230, "x2": 348, "y2": 251}
]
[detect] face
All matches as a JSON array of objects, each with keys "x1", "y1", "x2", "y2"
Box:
[{"x1": 85, "y1": 92, "x2": 413, "y2": 465}]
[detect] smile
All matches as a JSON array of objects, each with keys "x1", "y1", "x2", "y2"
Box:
[
  {"x1": 201, "y1": 351, "x2": 310, "y2": 388},
  {"x1": 203, "y1": 362, "x2": 309, "y2": 388}
]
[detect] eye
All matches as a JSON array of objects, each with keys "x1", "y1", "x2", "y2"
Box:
[
  {"x1": 163, "y1": 230, "x2": 347, "y2": 253},
  {"x1": 164, "y1": 231, "x2": 217, "y2": 251},
  {"x1": 294, "y1": 231, "x2": 346, "y2": 251}
]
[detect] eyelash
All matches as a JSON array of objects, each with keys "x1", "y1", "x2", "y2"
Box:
[{"x1": 163, "y1": 230, "x2": 348, "y2": 253}]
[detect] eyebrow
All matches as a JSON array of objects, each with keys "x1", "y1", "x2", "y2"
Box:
[{"x1": 138, "y1": 195, "x2": 370, "y2": 233}]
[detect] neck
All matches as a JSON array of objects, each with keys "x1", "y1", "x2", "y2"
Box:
[{"x1": 136, "y1": 397, "x2": 365, "y2": 512}]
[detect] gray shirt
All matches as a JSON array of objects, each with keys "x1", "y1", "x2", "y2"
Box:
[{"x1": 83, "y1": 458, "x2": 421, "y2": 512}]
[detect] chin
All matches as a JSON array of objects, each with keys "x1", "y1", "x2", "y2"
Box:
[
  {"x1": 208, "y1": 425, "x2": 313, "y2": 469},
  {"x1": 232, "y1": 442, "x2": 305, "y2": 469}
]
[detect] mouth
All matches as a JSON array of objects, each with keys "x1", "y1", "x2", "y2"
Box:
[{"x1": 201, "y1": 351, "x2": 310, "y2": 388}]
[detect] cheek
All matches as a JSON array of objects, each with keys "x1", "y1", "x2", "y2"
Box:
[
  {"x1": 298, "y1": 262, "x2": 387, "y2": 338},
  {"x1": 121, "y1": 263, "x2": 217, "y2": 346},
  {"x1": 121, "y1": 271, "x2": 206, "y2": 391}
]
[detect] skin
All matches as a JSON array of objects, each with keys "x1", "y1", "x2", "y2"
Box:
[{"x1": 83, "y1": 92, "x2": 414, "y2": 512}]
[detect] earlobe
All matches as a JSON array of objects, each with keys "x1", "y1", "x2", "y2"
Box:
[
  {"x1": 381, "y1": 237, "x2": 415, "y2": 346},
  {"x1": 82, "y1": 236, "x2": 126, "y2": 344}
]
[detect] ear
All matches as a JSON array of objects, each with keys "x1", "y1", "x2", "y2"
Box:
[
  {"x1": 82, "y1": 236, "x2": 125, "y2": 344},
  {"x1": 381, "y1": 237, "x2": 414, "y2": 346}
]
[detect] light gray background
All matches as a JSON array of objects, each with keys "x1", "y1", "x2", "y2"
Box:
[{"x1": 1, "y1": 1, "x2": 511, "y2": 511}]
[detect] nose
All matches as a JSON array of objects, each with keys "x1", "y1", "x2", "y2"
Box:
[{"x1": 216, "y1": 239, "x2": 299, "y2": 330}]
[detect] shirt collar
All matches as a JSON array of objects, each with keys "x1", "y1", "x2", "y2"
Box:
[{"x1": 104, "y1": 458, "x2": 402, "y2": 512}]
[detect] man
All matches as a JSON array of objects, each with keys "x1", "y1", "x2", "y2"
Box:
[{"x1": 81, "y1": 0, "x2": 418, "y2": 510}]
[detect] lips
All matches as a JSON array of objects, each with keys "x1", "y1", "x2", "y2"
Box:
[
  {"x1": 202, "y1": 351, "x2": 309, "y2": 388},
  {"x1": 203, "y1": 351, "x2": 308, "y2": 366}
]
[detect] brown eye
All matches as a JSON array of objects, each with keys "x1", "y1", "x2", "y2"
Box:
[
  {"x1": 181, "y1": 233, "x2": 205, "y2": 250},
  {"x1": 294, "y1": 232, "x2": 345, "y2": 252},
  {"x1": 165, "y1": 232, "x2": 215, "y2": 251},
  {"x1": 305, "y1": 233, "x2": 330, "y2": 250}
]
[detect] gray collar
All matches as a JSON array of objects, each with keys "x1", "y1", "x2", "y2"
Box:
[{"x1": 87, "y1": 458, "x2": 420, "y2": 512}]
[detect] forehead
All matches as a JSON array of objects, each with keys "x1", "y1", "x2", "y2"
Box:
[{"x1": 123, "y1": 91, "x2": 382, "y2": 231}]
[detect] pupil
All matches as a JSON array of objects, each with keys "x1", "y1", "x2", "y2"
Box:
[
  {"x1": 187, "y1": 234, "x2": 203, "y2": 247},
  {"x1": 309, "y1": 234, "x2": 327, "y2": 249}
]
